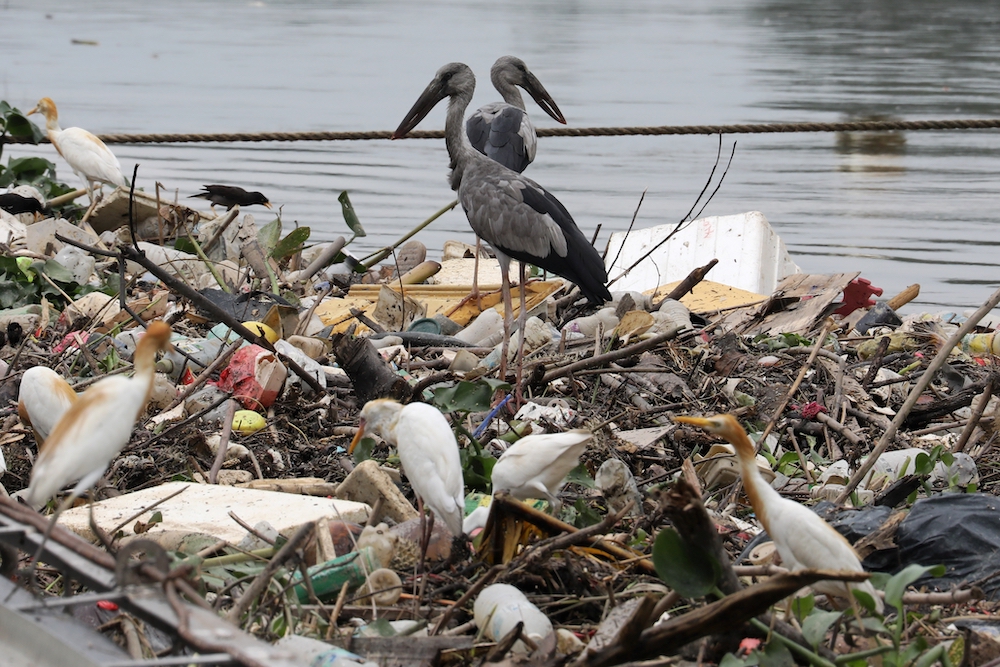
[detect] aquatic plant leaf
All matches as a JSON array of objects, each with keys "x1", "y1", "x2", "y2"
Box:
[
  {"x1": 652, "y1": 527, "x2": 719, "y2": 598},
  {"x1": 271, "y1": 226, "x2": 311, "y2": 260},
  {"x1": 339, "y1": 191, "x2": 366, "y2": 238}
]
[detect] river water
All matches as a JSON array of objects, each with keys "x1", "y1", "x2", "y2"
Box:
[{"x1": 4, "y1": 0, "x2": 1000, "y2": 312}]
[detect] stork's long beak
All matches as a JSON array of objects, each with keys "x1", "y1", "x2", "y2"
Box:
[
  {"x1": 523, "y1": 74, "x2": 566, "y2": 125},
  {"x1": 348, "y1": 419, "x2": 367, "y2": 454},
  {"x1": 392, "y1": 81, "x2": 447, "y2": 139}
]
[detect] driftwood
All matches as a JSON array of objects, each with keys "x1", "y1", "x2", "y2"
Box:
[
  {"x1": 575, "y1": 569, "x2": 868, "y2": 667},
  {"x1": 903, "y1": 373, "x2": 1000, "y2": 429},
  {"x1": 329, "y1": 332, "x2": 411, "y2": 405}
]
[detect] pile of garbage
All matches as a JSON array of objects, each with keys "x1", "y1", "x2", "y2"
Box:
[{"x1": 2, "y1": 186, "x2": 999, "y2": 667}]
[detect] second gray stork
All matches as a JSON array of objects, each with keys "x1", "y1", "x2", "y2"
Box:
[
  {"x1": 392, "y1": 62, "x2": 611, "y2": 389},
  {"x1": 464, "y1": 56, "x2": 566, "y2": 306},
  {"x1": 466, "y1": 55, "x2": 566, "y2": 174}
]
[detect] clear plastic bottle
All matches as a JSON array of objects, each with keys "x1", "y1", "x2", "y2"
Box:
[{"x1": 474, "y1": 583, "x2": 553, "y2": 654}]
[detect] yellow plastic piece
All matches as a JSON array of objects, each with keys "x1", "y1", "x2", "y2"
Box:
[
  {"x1": 233, "y1": 410, "x2": 266, "y2": 435},
  {"x1": 242, "y1": 321, "x2": 279, "y2": 344}
]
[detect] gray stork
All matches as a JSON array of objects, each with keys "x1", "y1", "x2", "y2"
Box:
[
  {"x1": 465, "y1": 56, "x2": 566, "y2": 174},
  {"x1": 393, "y1": 62, "x2": 611, "y2": 386},
  {"x1": 464, "y1": 56, "x2": 566, "y2": 305}
]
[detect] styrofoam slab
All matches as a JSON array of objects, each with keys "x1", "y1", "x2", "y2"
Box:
[
  {"x1": 605, "y1": 211, "x2": 800, "y2": 295},
  {"x1": 59, "y1": 481, "x2": 370, "y2": 543}
]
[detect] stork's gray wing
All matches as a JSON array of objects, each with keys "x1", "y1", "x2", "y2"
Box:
[
  {"x1": 459, "y1": 172, "x2": 611, "y2": 304},
  {"x1": 465, "y1": 103, "x2": 535, "y2": 173}
]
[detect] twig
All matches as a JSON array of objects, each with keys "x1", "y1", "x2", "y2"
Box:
[
  {"x1": 429, "y1": 564, "x2": 505, "y2": 636},
  {"x1": 954, "y1": 378, "x2": 993, "y2": 453},
  {"x1": 225, "y1": 522, "x2": 313, "y2": 624},
  {"x1": 541, "y1": 329, "x2": 684, "y2": 385},
  {"x1": 837, "y1": 286, "x2": 1000, "y2": 503},
  {"x1": 209, "y1": 400, "x2": 238, "y2": 484}
]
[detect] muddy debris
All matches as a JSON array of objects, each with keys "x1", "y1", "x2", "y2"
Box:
[{"x1": 0, "y1": 197, "x2": 996, "y2": 666}]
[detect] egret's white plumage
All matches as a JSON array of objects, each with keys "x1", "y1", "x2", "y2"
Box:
[
  {"x1": 349, "y1": 399, "x2": 465, "y2": 536},
  {"x1": 17, "y1": 366, "x2": 78, "y2": 447},
  {"x1": 491, "y1": 429, "x2": 592, "y2": 512},
  {"x1": 24, "y1": 321, "x2": 172, "y2": 507},
  {"x1": 675, "y1": 414, "x2": 883, "y2": 613},
  {"x1": 27, "y1": 97, "x2": 126, "y2": 202}
]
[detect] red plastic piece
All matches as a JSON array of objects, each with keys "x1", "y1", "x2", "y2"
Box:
[
  {"x1": 97, "y1": 599, "x2": 119, "y2": 611},
  {"x1": 738, "y1": 637, "x2": 762, "y2": 656},
  {"x1": 215, "y1": 344, "x2": 286, "y2": 409},
  {"x1": 834, "y1": 278, "x2": 884, "y2": 317}
]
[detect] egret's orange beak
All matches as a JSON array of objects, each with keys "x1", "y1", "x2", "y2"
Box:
[
  {"x1": 673, "y1": 416, "x2": 713, "y2": 428},
  {"x1": 348, "y1": 419, "x2": 366, "y2": 454},
  {"x1": 26, "y1": 106, "x2": 39, "y2": 116}
]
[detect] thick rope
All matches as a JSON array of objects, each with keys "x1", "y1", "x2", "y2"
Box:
[{"x1": 4, "y1": 118, "x2": 1000, "y2": 145}]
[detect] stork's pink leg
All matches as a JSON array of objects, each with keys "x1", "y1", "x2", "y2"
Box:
[
  {"x1": 513, "y1": 262, "x2": 529, "y2": 407},
  {"x1": 499, "y1": 268, "x2": 512, "y2": 381}
]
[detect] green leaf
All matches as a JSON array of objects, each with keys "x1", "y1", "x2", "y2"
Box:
[
  {"x1": 39, "y1": 258, "x2": 76, "y2": 284},
  {"x1": 759, "y1": 640, "x2": 794, "y2": 667},
  {"x1": 351, "y1": 436, "x2": 375, "y2": 463},
  {"x1": 652, "y1": 527, "x2": 719, "y2": 599},
  {"x1": 339, "y1": 191, "x2": 366, "y2": 238},
  {"x1": 257, "y1": 216, "x2": 282, "y2": 256},
  {"x1": 431, "y1": 379, "x2": 510, "y2": 414},
  {"x1": 4, "y1": 156, "x2": 56, "y2": 182},
  {"x1": 461, "y1": 449, "x2": 496, "y2": 493},
  {"x1": 790, "y1": 594, "x2": 814, "y2": 621},
  {"x1": 570, "y1": 497, "x2": 601, "y2": 528},
  {"x1": 565, "y1": 462, "x2": 595, "y2": 489},
  {"x1": 271, "y1": 226, "x2": 311, "y2": 260},
  {"x1": 719, "y1": 654, "x2": 755, "y2": 667},
  {"x1": 4, "y1": 112, "x2": 44, "y2": 143},
  {"x1": 884, "y1": 564, "x2": 944, "y2": 611},
  {"x1": 852, "y1": 588, "x2": 878, "y2": 614},
  {"x1": 801, "y1": 609, "x2": 841, "y2": 648}
]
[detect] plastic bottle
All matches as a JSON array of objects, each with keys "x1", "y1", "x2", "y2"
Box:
[
  {"x1": 455, "y1": 308, "x2": 504, "y2": 346},
  {"x1": 474, "y1": 583, "x2": 553, "y2": 654},
  {"x1": 958, "y1": 332, "x2": 1000, "y2": 357},
  {"x1": 156, "y1": 336, "x2": 225, "y2": 380},
  {"x1": 290, "y1": 546, "x2": 382, "y2": 603}
]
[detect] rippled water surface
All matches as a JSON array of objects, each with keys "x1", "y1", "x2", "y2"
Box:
[{"x1": 4, "y1": 0, "x2": 1000, "y2": 311}]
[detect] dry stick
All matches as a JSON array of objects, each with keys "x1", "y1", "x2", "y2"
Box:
[
  {"x1": 540, "y1": 328, "x2": 683, "y2": 385},
  {"x1": 653, "y1": 258, "x2": 719, "y2": 309},
  {"x1": 726, "y1": 322, "x2": 834, "y2": 505},
  {"x1": 836, "y1": 285, "x2": 1000, "y2": 503},
  {"x1": 225, "y1": 521, "x2": 313, "y2": 624},
  {"x1": 115, "y1": 243, "x2": 326, "y2": 394},
  {"x1": 815, "y1": 411, "x2": 865, "y2": 449},
  {"x1": 155, "y1": 340, "x2": 242, "y2": 417},
  {"x1": 209, "y1": 400, "x2": 239, "y2": 484},
  {"x1": 954, "y1": 378, "x2": 994, "y2": 453},
  {"x1": 861, "y1": 336, "x2": 892, "y2": 388},
  {"x1": 429, "y1": 564, "x2": 505, "y2": 636},
  {"x1": 201, "y1": 207, "x2": 241, "y2": 254}
]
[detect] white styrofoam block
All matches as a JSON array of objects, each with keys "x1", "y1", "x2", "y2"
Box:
[
  {"x1": 605, "y1": 211, "x2": 800, "y2": 295},
  {"x1": 59, "y1": 481, "x2": 370, "y2": 543}
]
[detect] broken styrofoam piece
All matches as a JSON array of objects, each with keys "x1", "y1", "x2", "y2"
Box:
[
  {"x1": 514, "y1": 400, "x2": 577, "y2": 429},
  {"x1": 334, "y1": 459, "x2": 419, "y2": 525},
  {"x1": 58, "y1": 481, "x2": 370, "y2": 544},
  {"x1": 125, "y1": 241, "x2": 240, "y2": 290},
  {"x1": 605, "y1": 211, "x2": 801, "y2": 295}
]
